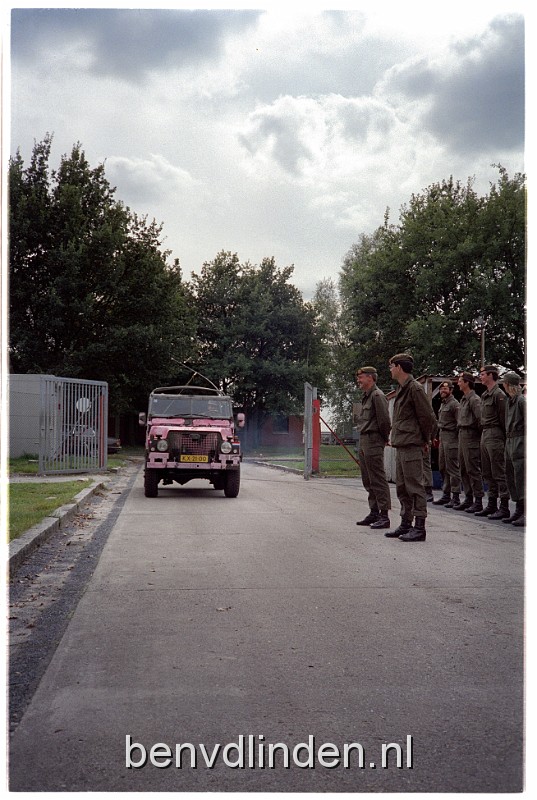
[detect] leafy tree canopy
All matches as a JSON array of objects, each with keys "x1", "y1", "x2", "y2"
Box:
[
  {"x1": 188, "y1": 251, "x2": 327, "y2": 446},
  {"x1": 339, "y1": 167, "x2": 526, "y2": 391},
  {"x1": 9, "y1": 135, "x2": 196, "y2": 413}
]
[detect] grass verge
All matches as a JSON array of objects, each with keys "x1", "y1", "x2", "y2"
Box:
[
  {"x1": 8, "y1": 455, "x2": 40, "y2": 475},
  {"x1": 8, "y1": 480, "x2": 91, "y2": 542},
  {"x1": 248, "y1": 444, "x2": 360, "y2": 477},
  {"x1": 9, "y1": 447, "x2": 144, "y2": 475}
]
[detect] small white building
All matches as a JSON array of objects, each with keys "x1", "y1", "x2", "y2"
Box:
[{"x1": 8, "y1": 374, "x2": 44, "y2": 457}]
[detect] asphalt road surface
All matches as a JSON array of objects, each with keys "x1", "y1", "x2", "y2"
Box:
[{"x1": 9, "y1": 461, "x2": 524, "y2": 792}]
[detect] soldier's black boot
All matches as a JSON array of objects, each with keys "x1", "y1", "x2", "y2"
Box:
[
  {"x1": 474, "y1": 497, "x2": 497, "y2": 516},
  {"x1": 466, "y1": 498, "x2": 484, "y2": 513},
  {"x1": 503, "y1": 501, "x2": 524, "y2": 524},
  {"x1": 385, "y1": 518, "x2": 412, "y2": 538},
  {"x1": 356, "y1": 509, "x2": 379, "y2": 526},
  {"x1": 433, "y1": 492, "x2": 451, "y2": 505},
  {"x1": 489, "y1": 498, "x2": 511, "y2": 520},
  {"x1": 512, "y1": 512, "x2": 526, "y2": 527},
  {"x1": 453, "y1": 494, "x2": 472, "y2": 511},
  {"x1": 370, "y1": 511, "x2": 390, "y2": 529},
  {"x1": 445, "y1": 493, "x2": 460, "y2": 508},
  {"x1": 399, "y1": 517, "x2": 426, "y2": 542}
]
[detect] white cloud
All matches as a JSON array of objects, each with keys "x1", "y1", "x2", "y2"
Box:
[
  {"x1": 7, "y1": 5, "x2": 527, "y2": 296},
  {"x1": 105, "y1": 154, "x2": 207, "y2": 204}
]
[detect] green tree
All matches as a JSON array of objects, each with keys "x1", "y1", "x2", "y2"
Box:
[
  {"x1": 9, "y1": 136, "x2": 196, "y2": 413},
  {"x1": 469, "y1": 166, "x2": 526, "y2": 370},
  {"x1": 311, "y1": 277, "x2": 354, "y2": 432},
  {"x1": 339, "y1": 168, "x2": 526, "y2": 380},
  {"x1": 188, "y1": 250, "x2": 243, "y2": 394},
  {"x1": 189, "y1": 252, "x2": 327, "y2": 447},
  {"x1": 397, "y1": 176, "x2": 484, "y2": 374},
  {"x1": 339, "y1": 225, "x2": 416, "y2": 389}
]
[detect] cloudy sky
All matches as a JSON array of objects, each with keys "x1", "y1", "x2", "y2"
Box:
[{"x1": 6, "y1": 2, "x2": 527, "y2": 298}]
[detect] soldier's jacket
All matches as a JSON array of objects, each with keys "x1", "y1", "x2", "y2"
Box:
[
  {"x1": 480, "y1": 383, "x2": 506, "y2": 436},
  {"x1": 438, "y1": 395, "x2": 459, "y2": 435},
  {"x1": 390, "y1": 375, "x2": 436, "y2": 448},
  {"x1": 357, "y1": 386, "x2": 391, "y2": 442},
  {"x1": 505, "y1": 394, "x2": 525, "y2": 460},
  {"x1": 458, "y1": 390, "x2": 482, "y2": 432}
]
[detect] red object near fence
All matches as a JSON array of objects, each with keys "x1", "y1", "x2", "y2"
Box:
[{"x1": 312, "y1": 399, "x2": 321, "y2": 472}]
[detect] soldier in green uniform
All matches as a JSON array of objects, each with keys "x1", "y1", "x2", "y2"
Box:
[
  {"x1": 354, "y1": 366, "x2": 392, "y2": 529},
  {"x1": 475, "y1": 365, "x2": 510, "y2": 519},
  {"x1": 433, "y1": 380, "x2": 461, "y2": 507},
  {"x1": 423, "y1": 442, "x2": 435, "y2": 503},
  {"x1": 502, "y1": 371, "x2": 525, "y2": 526},
  {"x1": 384, "y1": 353, "x2": 436, "y2": 542},
  {"x1": 453, "y1": 372, "x2": 484, "y2": 512}
]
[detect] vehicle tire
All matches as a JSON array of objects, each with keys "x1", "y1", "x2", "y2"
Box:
[
  {"x1": 224, "y1": 468, "x2": 240, "y2": 498},
  {"x1": 144, "y1": 469, "x2": 159, "y2": 498}
]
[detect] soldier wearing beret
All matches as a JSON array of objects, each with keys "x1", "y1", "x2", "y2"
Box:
[
  {"x1": 502, "y1": 371, "x2": 525, "y2": 526},
  {"x1": 354, "y1": 366, "x2": 392, "y2": 529},
  {"x1": 475, "y1": 365, "x2": 510, "y2": 519},
  {"x1": 453, "y1": 371, "x2": 484, "y2": 512},
  {"x1": 433, "y1": 380, "x2": 462, "y2": 507},
  {"x1": 384, "y1": 353, "x2": 436, "y2": 542}
]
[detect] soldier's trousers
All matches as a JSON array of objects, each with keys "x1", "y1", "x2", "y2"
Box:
[
  {"x1": 505, "y1": 435, "x2": 525, "y2": 503},
  {"x1": 480, "y1": 428, "x2": 509, "y2": 501},
  {"x1": 395, "y1": 445, "x2": 427, "y2": 520},
  {"x1": 423, "y1": 448, "x2": 433, "y2": 491},
  {"x1": 358, "y1": 434, "x2": 391, "y2": 511},
  {"x1": 459, "y1": 430, "x2": 484, "y2": 499},
  {"x1": 439, "y1": 432, "x2": 461, "y2": 494}
]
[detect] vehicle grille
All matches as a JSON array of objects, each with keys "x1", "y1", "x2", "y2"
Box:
[{"x1": 167, "y1": 431, "x2": 220, "y2": 458}]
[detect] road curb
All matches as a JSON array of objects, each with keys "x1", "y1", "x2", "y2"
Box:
[
  {"x1": 247, "y1": 459, "x2": 303, "y2": 475},
  {"x1": 8, "y1": 480, "x2": 108, "y2": 576}
]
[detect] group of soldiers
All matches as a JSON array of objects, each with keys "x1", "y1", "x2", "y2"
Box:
[{"x1": 354, "y1": 354, "x2": 526, "y2": 542}]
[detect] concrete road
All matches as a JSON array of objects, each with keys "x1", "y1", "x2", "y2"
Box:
[{"x1": 9, "y1": 462, "x2": 524, "y2": 792}]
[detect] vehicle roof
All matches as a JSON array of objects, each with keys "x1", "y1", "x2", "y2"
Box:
[{"x1": 150, "y1": 385, "x2": 226, "y2": 396}]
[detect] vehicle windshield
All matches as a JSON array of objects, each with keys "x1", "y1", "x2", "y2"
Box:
[{"x1": 149, "y1": 394, "x2": 233, "y2": 419}]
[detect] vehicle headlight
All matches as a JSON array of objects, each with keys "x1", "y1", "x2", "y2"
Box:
[
  {"x1": 156, "y1": 438, "x2": 169, "y2": 452},
  {"x1": 220, "y1": 440, "x2": 233, "y2": 454}
]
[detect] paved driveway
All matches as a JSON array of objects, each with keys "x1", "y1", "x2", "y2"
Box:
[{"x1": 9, "y1": 462, "x2": 524, "y2": 791}]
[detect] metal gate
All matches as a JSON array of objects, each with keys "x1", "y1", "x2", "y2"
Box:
[
  {"x1": 39, "y1": 376, "x2": 108, "y2": 474},
  {"x1": 304, "y1": 382, "x2": 361, "y2": 479}
]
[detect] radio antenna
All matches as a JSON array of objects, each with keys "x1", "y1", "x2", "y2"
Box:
[{"x1": 170, "y1": 358, "x2": 221, "y2": 392}]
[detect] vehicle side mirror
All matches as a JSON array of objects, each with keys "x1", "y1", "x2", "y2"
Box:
[
  {"x1": 139, "y1": 412, "x2": 147, "y2": 426},
  {"x1": 236, "y1": 413, "x2": 245, "y2": 428}
]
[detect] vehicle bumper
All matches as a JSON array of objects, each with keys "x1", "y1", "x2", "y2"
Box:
[{"x1": 146, "y1": 454, "x2": 241, "y2": 470}]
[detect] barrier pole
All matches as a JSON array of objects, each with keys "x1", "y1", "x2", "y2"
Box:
[{"x1": 319, "y1": 414, "x2": 361, "y2": 466}]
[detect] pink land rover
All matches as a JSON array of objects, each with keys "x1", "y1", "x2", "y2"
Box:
[{"x1": 139, "y1": 386, "x2": 245, "y2": 498}]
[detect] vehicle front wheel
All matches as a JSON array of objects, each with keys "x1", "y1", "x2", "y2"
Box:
[
  {"x1": 223, "y1": 468, "x2": 240, "y2": 498},
  {"x1": 144, "y1": 469, "x2": 159, "y2": 497}
]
